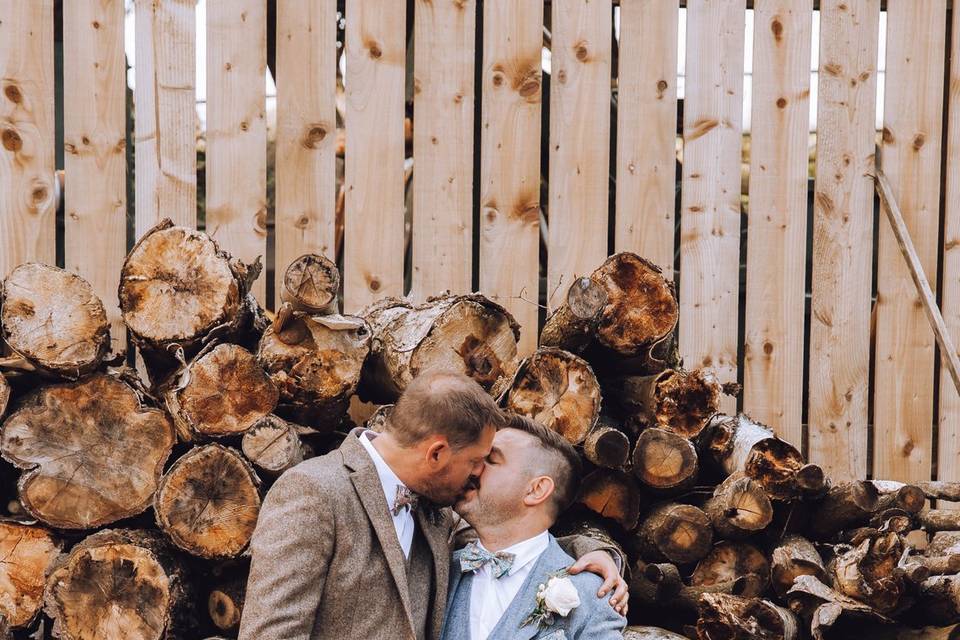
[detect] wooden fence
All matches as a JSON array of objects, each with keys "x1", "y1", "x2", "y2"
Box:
[{"x1": 1, "y1": 0, "x2": 958, "y2": 486}]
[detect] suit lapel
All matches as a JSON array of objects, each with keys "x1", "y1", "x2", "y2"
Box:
[
  {"x1": 418, "y1": 507, "x2": 451, "y2": 640},
  {"x1": 441, "y1": 551, "x2": 472, "y2": 640},
  {"x1": 342, "y1": 433, "x2": 415, "y2": 627},
  {"x1": 487, "y1": 537, "x2": 573, "y2": 640}
]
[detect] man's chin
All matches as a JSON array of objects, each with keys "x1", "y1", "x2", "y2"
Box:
[{"x1": 454, "y1": 487, "x2": 479, "y2": 511}]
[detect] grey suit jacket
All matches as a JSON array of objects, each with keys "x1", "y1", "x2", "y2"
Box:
[
  {"x1": 238, "y1": 431, "x2": 616, "y2": 640},
  {"x1": 440, "y1": 536, "x2": 626, "y2": 640}
]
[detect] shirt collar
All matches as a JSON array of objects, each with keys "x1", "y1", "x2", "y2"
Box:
[
  {"x1": 358, "y1": 430, "x2": 408, "y2": 514},
  {"x1": 478, "y1": 530, "x2": 550, "y2": 576}
]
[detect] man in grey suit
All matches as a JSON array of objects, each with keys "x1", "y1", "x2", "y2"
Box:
[
  {"x1": 238, "y1": 370, "x2": 627, "y2": 640},
  {"x1": 441, "y1": 415, "x2": 627, "y2": 640}
]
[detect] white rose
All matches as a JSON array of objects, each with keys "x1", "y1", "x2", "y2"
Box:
[{"x1": 541, "y1": 576, "x2": 580, "y2": 617}]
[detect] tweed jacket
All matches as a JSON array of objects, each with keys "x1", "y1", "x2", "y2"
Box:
[
  {"x1": 440, "y1": 536, "x2": 626, "y2": 640},
  {"x1": 238, "y1": 431, "x2": 615, "y2": 640}
]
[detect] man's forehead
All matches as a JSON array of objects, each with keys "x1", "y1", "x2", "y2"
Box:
[{"x1": 493, "y1": 427, "x2": 535, "y2": 449}]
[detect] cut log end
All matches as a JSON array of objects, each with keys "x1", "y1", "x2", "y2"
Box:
[
  {"x1": 632, "y1": 428, "x2": 699, "y2": 493},
  {"x1": 1, "y1": 374, "x2": 175, "y2": 529},
  {"x1": 281, "y1": 253, "x2": 340, "y2": 314},
  {"x1": 696, "y1": 593, "x2": 799, "y2": 640},
  {"x1": 241, "y1": 415, "x2": 304, "y2": 476},
  {"x1": 208, "y1": 577, "x2": 245, "y2": 633},
  {"x1": 639, "y1": 503, "x2": 713, "y2": 565},
  {"x1": 1, "y1": 263, "x2": 109, "y2": 377},
  {"x1": 692, "y1": 541, "x2": 770, "y2": 600},
  {"x1": 0, "y1": 376, "x2": 8, "y2": 420},
  {"x1": 578, "y1": 469, "x2": 642, "y2": 530},
  {"x1": 539, "y1": 277, "x2": 607, "y2": 353},
  {"x1": 583, "y1": 424, "x2": 630, "y2": 469},
  {"x1": 0, "y1": 522, "x2": 60, "y2": 628},
  {"x1": 706, "y1": 475, "x2": 774, "y2": 539},
  {"x1": 154, "y1": 445, "x2": 261, "y2": 559}
]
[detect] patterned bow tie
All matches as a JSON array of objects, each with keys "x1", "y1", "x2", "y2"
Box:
[
  {"x1": 459, "y1": 541, "x2": 516, "y2": 579},
  {"x1": 392, "y1": 485, "x2": 419, "y2": 516}
]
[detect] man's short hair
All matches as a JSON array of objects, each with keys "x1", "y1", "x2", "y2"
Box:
[
  {"x1": 386, "y1": 369, "x2": 505, "y2": 449},
  {"x1": 502, "y1": 413, "x2": 582, "y2": 516}
]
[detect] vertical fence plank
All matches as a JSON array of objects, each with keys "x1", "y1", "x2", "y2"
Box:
[
  {"x1": 0, "y1": 0, "x2": 56, "y2": 277},
  {"x1": 743, "y1": 1, "x2": 812, "y2": 444},
  {"x1": 615, "y1": 0, "x2": 678, "y2": 276},
  {"x1": 479, "y1": 0, "x2": 543, "y2": 355},
  {"x1": 343, "y1": 0, "x2": 406, "y2": 313},
  {"x1": 679, "y1": 0, "x2": 745, "y2": 412},
  {"x1": 134, "y1": 0, "x2": 196, "y2": 236},
  {"x1": 63, "y1": 0, "x2": 127, "y2": 346},
  {"x1": 873, "y1": 0, "x2": 946, "y2": 482},
  {"x1": 939, "y1": 0, "x2": 960, "y2": 499},
  {"x1": 410, "y1": 0, "x2": 475, "y2": 300},
  {"x1": 547, "y1": 0, "x2": 612, "y2": 310},
  {"x1": 206, "y1": 0, "x2": 267, "y2": 303},
  {"x1": 274, "y1": 0, "x2": 337, "y2": 306},
  {"x1": 807, "y1": 0, "x2": 879, "y2": 480}
]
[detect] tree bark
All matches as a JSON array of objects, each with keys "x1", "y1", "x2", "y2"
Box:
[
  {"x1": 0, "y1": 521, "x2": 60, "y2": 628},
  {"x1": 0, "y1": 373, "x2": 175, "y2": 529},
  {"x1": 920, "y1": 510, "x2": 960, "y2": 533},
  {"x1": 808, "y1": 480, "x2": 881, "y2": 539},
  {"x1": 258, "y1": 312, "x2": 371, "y2": 429},
  {"x1": 631, "y1": 427, "x2": 699, "y2": 494},
  {"x1": 696, "y1": 593, "x2": 800, "y2": 640},
  {"x1": 539, "y1": 276, "x2": 608, "y2": 354},
  {"x1": 705, "y1": 473, "x2": 774, "y2": 540},
  {"x1": 154, "y1": 445, "x2": 261, "y2": 559},
  {"x1": 361, "y1": 293, "x2": 520, "y2": 403},
  {"x1": 577, "y1": 469, "x2": 642, "y2": 530},
  {"x1": 637, "y1": 502, "x2": 713, "y2": 565},
  {"x1": 164, "y1": 343, "x2": 278, "y2": 441},
  {"x1": 770, "y1": 534, "x2": 828, "y2": 599},
  {"x1": 614, "y1": 368, "x2": 721, "y2": 439},
  {"x1": 241, "y1": 414, "x2": 307, "y2": 476},
  {"x1": 583, "y1": 420, "x2": 631, "y2": 469},
  {"x1": 1, "y1": 263, "x2": 109, "y2": 378},
  {"x1": 502, "y1": 348, "x2": 601, "y2": 445},
  {"x1": 830, "y1": 531, "x2": 907, "y2": 614},
  {"x1": 44, "y1": 529, "x2": 193, "y2": 640}
]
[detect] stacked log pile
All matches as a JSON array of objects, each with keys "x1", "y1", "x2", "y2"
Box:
[{"x1": 0, "y1": 221, "x2": 958, "y2": 639}]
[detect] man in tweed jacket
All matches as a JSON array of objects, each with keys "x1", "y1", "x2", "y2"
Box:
[{"x1": 238, "y1": 370, "x2": 627, "y2": 640}]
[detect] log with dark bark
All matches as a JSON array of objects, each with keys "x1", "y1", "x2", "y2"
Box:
[
  {"x1": 830, "y1": 531, "x2": 906, "y2": 614},
  {"x1": 637, "y1": 502, "x2": 713, "y2": 565},
  {"x1": 920, "y1": 510, "x2": 960, "y2": 533},
  {"x1": 362, "y1": 293, "x2": 520, "y2": 402},
  {"x1": 910, "y1": 575, "x2": 960, "y2": 626},
  {"x1": 770, "y1": 534, "x2": 828, "y2": 599},
  {"x1": 629, "y1": 560, "x2": 683, "y2": 606},
  {"x1": 872, "y1": 481, "x2": 928, "y2": 515},
  {"x1": 705, "y1": 473, "x2": 774, "y2": 540},
  {"x1": 258, "y1": 312, "x2": 371, "y2": 428},
  {"x1": 539, "y1": 276, "x2": 608, "y2": 354},
  {"x1": 614, "y1": 368, "x2": 721, "y2": 439},
  {"x1": 154, "y1": 445, "x2": 261, "y2": 559},
  {"x1": 119, "y1": 219, "x2": 260, "y2": 380},
  {"x1": 702, "y1": 413, "x2": 818, "y2": 501},
  {"x1": 0, "y1": 521, "x2": 60, "y2": 628},
  {"x1": 1, "y1": 263, "x2": 109, "y2": 378},
  {"x1": 577, "y1": 469, "x2": 642, "y2": 530},
  {"x1": 165, "y1": 343, "x2": 278, "y2": 441},
  {"x1": 44, "y1": 529, "x2": 192, "y2": 640},
  {"x1": 912, "y1": 555, "x2": 960, "y2": 575},
  {"x1": 0, "y1": 373, "x2": 175, "y2": 529},
  {"x1": 631, "y1": 427, "x2": 699, "y2": 494},
  {"x1": 583, "y1": 419, "x2": 631, "y2": 469},
  {"x1": 808, "y1": 480, "x2": 882, "y2": 539},
  {"x1": 208, "y1": 576, "x2": 246, "y2": 634},
  {"x1": 502, "y1": 348, "x2": 601, "y2": 445},
  {"x1": 241, "y1": 414, "x2": 307, "y2": 476},
  {"x1": 696, "y1": 593, "x2": 800, "y2": 640},
  {"x1": 691, "y1": 540, "x2": 770, "y2": 599}
]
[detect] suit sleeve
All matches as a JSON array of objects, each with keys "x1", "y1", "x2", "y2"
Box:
[
  {"x1": 238, "y1": 469, "x2": 335, "y2": 640},
  {"x1": 555, "y1": 535, "x2": 626, "y2": 576},
  {"x1": 576, "y1": 598, "x2": 627, "y2": 640}
]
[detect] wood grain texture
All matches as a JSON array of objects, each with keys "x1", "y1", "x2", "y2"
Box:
[
  {"x1": 0, "y1": 0, "x2": 56, "y2": 278},
  {"x1": 873, "y1": 0, "x2": 946, "y2": 482},
  {"x1": 615, "y1": 0, "x2": 678, "y2": 276},
  {"x1": 807, "y1": 0, "x2": 879, "y2": 480},
  {"x1": 678, "y1": 0, "x2": 745, "y2": 413},
  {"x1": 134, "y1": 0, "x2": 196, "y2": 237},
  {"x1": 547, "y1": 0, "x2": 612, "y2": 310},
  {"x1": 206, "y1": 0, "x2": 267, "y2": 302},
  {"x1": 743, "y1": 0, "x2": 812, "y2": 445},
  {"x1": 410, "y1": 0, "x2": 475, "y2": 300},
  {"x1": 939, "y1": 0, "x2": 960, "y2": 504},
  {"x1": 274, "y1": 0, "x2": 337, "y2": 308},
  {"x1": 478, "y1": 0, "x2": 543, "y2": 356},
  {"x1": 63, "y1": 0, "x2": 127, "y2": 347},
  {"x1": 343, "y1": 0, "x2": 406, "y2": 313}
]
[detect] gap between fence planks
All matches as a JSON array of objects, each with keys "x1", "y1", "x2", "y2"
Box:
[
  {"x1": 679, "y1": 0, "x2": 746, "y2": 414},
  {"x1": 410, "y1": 0, "x2": 475, "y2": 301},
  {"x1": 274, "y1": 0, "x2": 337, "y2": 309},
  {"x1": 0, "y1": 0, "x2": 56, "y2": 278},
  {"x1": 479, "y1": 0, "x2": 543, "y2": 356},
  {"x1": 134, "y1": 0, "x2": 196, "y2": 236},
  {"x1": 343, "y1": 0, "x2": 406, "y2": 313},
  {"x1": 206, "y1": 0, "x2": 267, "y2": 303},
  {"x1": 614, "y1": 0, "x2": 677, "y2": 277},
  {"x1": 873, "y1": 0, "x2": 946, "y2": 483},
  {"x1": 63, "y1": 0, "x2": 127, "y2": 349},
  {"x1": 547, "y1": 0, "x2": 611, "y2": 311},
  {"x1": 806, "y1": 0, "x2": 879, "y2": 481},
  {"x1": 743, "y1": 0, "x2": 812, "y2": 447}
]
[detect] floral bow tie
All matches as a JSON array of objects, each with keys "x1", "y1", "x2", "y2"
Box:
[
  {"x1": 392, "y1": 485, "x2": 419, "y2": 516},
  {"x1": 460, "y1": 541, "x2": 516, "y2": 579}
]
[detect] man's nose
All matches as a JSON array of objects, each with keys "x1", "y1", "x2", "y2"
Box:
[{"x1": 473, "y1": 460, "x2": 486, "y2": 477}]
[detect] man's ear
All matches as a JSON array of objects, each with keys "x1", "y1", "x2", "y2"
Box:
[
  {"x1": 424, "y1": 436, "x2": 451, "y2": 467},
  {"x1": 523, "y1": 476, "x2": 556, "y2": 508}
]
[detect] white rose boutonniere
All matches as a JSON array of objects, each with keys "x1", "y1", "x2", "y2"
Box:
[{"x1": 521, "y1": 571, "x2": 581, "y2": 631}]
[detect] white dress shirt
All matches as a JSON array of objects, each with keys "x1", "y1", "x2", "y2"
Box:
[
  {"x1": 358, "y1": 431, "x2": 415, "y2": 557},
  {"x1": 468, "y1": 530, "x2": 551, "y2": 640}
]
